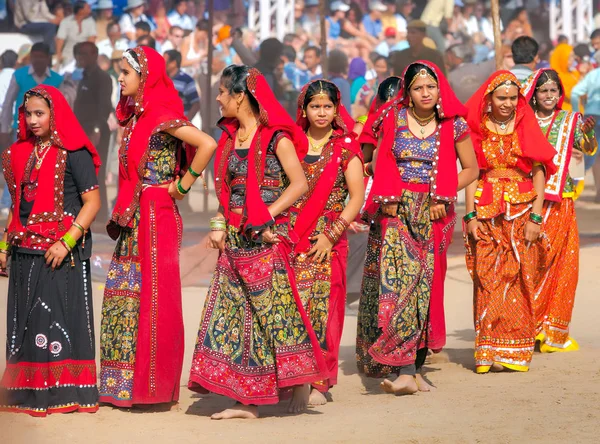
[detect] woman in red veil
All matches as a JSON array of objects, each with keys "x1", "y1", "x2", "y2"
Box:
[
  {"x1": 290, "y1": 80, "x2": 364, "y2": 405},
  {"x1": 0, "y1": 85, "x2": 101, "y2": 416},
  {"x1": 464, "y1": 71, "x2": 557, "y2": 373},
  {"x1": 356, "y1": 61, "x2": 479, "y2": 394},
  {"x1": 187, "y1": 66, "x2": 326, "y2": 419},
  {"x1": 99, "y1": 47, "x2": 217, "y2": 407}
]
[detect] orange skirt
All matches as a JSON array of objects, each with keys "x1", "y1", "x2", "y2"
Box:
[
  {"x1": 534, "y1": 199, "x2": 579, "y2": 352},
  {"x1": 465, "y1": 210, "x2": 549, "y2": 373}
]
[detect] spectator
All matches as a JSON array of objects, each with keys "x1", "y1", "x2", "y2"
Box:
[
  {"x1": 168, "y1": 0, "x2": 195, "y2": 31},
  {"x1": 95, "y1": 0, "x2": 115, "y2": 41},
  {"x1": 16, "y1": 45, "x2": 32, "y2": 69},
  {"x1": 363, "y1": 1, "x2": 387, "y2": 40},
  {"x1": 300, "y1": 0, "x2": 321, "y2": 39},
  {"x1": 465, "y1": 1, "x2": 494, "y2": 45},
  {"x1": 73, "y1": 42, "x2": 113, "y2": 221},
  {"x1": 0, "y1": 43, "x2": 63, "y2": 143},
  {"x1": 161, "y1": 25, "x2": 185, "y2": 53},
  {"x1": 536, "y1": 41, "x2": 552, "y2": 69},
  {"x1": 421, "y1": 0, "x2": 454, "y2": 52},
  {"x1": 255, "y1": 38, "x2": 286, "y2": 100},
  {"x1": 550, "y1": 43, "x2": 579, "y2": 111},
  {"x1": 349, "y1": 57, "x2": 367, "y2": 104},
  {"x1": 198, "y1": 51, "x2": 228, "y2": 139},
  {"x1": 557, "y1": 34, "x2": 569, "y2": 45},
  {"x1": 376, "y1": 27, "x2": 409, "y2": 57},
  {"x1": 152, "y1": 2, "x2": 171, "y2": 44},
  {"x1": 500, "y1": 43, "x2": 515, "y2": 70},
  {"x1": 338, "y1": 2, "x2": 380, "y2": 57},
  {"x1": 445, "y1": 43, "x2": 493, "y2": 103},
  {"x1": 381, "y1": 0, "x2": 401, "y2": 32},
  {"x1": 180, "y1": 19, "x2": 209, "y2": 77},
  {"x1": 135, "y1": 21, "x2": 152, "y2": 41},
  {"x1": 0, "y1": 50, "x2": 17, "y2": 216},
  {"x1": 97, "y1": 21, "x2": 129, "y2": 59},
  {"x1": 14, "y1": 0, "x2": 61, "y2": 54},
  {"x1": 390, "y1": 19, "x2": 446, "y2": 76},
  {"x1": 591, "y1": 28, "x2": 600, "y2": 55},
  {"x1": 398, "y1": 0, "x2": 416, "y2": 38},
  {"x1": 163, "y1": 50, "x2": 201, "y2": 121},
  {"x1": 137, "y1": 35, "x2": 157, "y2": 50},
  {"x1": 304, "y1": 46, "x2": 323, "y2": 79},
  {"x1": 55, "y1": 1, "x2": 96, "y2": 73},
  {"x1": 282, "y1": 45, "x2": 310, "y2": 91},
  {"x1": 120, "y1": 0, "x2": 156, "y2": 43},
  {"x1": 571, "y1": 64, "x2": 600, "y2": 202},
  {"x1": 504, "y1": 7, "x2": 533, "y2": 42},
  {"x1": 327, "y1": 2, "x2": 350, "y2": 41},
  {"x1": 328, "y1": 49, "x2": 352, "y2": 111},
  {"x1": 510, "y1": 36, "x2": 538, "y2": 83}
]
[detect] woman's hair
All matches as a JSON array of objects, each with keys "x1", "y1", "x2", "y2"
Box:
[
  {"x1": 24, "y1": 90, "x2": 51, "y2": 109},
  {"x1": 221, "y1": 65, "x2": 260, "y2": 114},
  {"x1": 328, "y1": 49, "x2": 349, "y2": 75},
  {"x1": 403, "y1": 63, "x2": 437, "y2": 94},
  {"x1": 534, "y1": 69, "x2": 563, "y2": 97},
  {"x1": 373, "y1": 55, "x2": 388, "y2": 67},
  {"x1": 347, "y1": 2, "x2": 364, "y2": 23},
  {"x1": 302, "y1": 81, "x2": 340, "y2": 110},
  {"x1": 377, "y1": 76, "x2": 401, "y2": 105}
]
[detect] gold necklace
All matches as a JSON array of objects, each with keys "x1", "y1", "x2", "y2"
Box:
[
  {"x1": 409, "y1": 108, "x2": 436, "y2": 136},
  {"x1": 489, "y1": 112, "x2": 514, "y2": 130},
  {"x1": 34, "y1": 139, "x2": 52, "y2": 168},
  {"x1": 490, "y1": 119, "x2": 510, "y2": 154},
  {"x1": 237, "y1": 121, "x2": 258, "y2": 144},
  {"x1": 307, "y1": 128, "x2": 333, "y2": 153}
]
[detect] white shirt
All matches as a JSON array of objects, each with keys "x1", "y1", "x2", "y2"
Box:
[
  {"x1": 0, "y1": 68, "x2": 15, "y2": 114},
  {"x1": 466, "y1": 16, "x2": 496, "y2": 44},
  {"x1": 161, "y1": 40, "x2": 175, "y2": 54},
  {"x1": 119, "y1": 13, "x2": 155, "y2": 40},
  {"x1": 167, "y1": 11, "x2": 195, "y2": 31},
  {"x1": 96, "y1": 38, "x2": 129, "y2": 59}
]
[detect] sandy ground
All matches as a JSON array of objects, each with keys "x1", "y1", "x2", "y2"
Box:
[{"x1": 0, "y1": 240, "x2": 599, "y2": 444}]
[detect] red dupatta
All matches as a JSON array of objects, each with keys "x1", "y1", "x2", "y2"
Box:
[
  {"x1": 465, "y1": 70, "x2": 557, "y2": 177},
  {"x1": 357, "y1": 76, "x2": 402, "y2": 146},
  {"x1": 214, "y1": 68, "x2": 308, "y2": 233},
  {"x1": 364, "y1": 61, "x2": 467, "y2": 217},
  {"x1": 2, "y1": 85, "x2": 101, "y2": 248},
  {"x1": 292, "y1": 80, "x2": 363, "y2": 252},
  {"x1": 521, "y1": 68, "x2": 578, "y2": 201},
  {"x1": 108, "y1": 46, "x2": 194, "y2": 239}
]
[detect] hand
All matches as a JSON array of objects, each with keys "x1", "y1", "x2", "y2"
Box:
[
  {"x1": 307, "y1": 233, "x2": 334, "y2": 263},
  {"x1": 466, "y1": 219, "x2": 485, "y2": 242},
  {"x1": 89, "y1": 131, "x2": 101, "y2": 147},
  {"x1": 261, "y1": 228, "x2": 280, "y2": 244},
  {"x1": 206, "y1": 230, "x2": 226, "y2": 252},
  {"x1": 582, "y1": 116, "x2": 596, "y2": 134},
  {"x1": 524, "y1": 221, "x2": 541, "y2": 243},
  {"x1": 44, "y1": 241, "x2": 69, "y2": 270},
  {"x1": 0, "y1": 251, "x2": 8, "y2": 272},
  {"x1": 381, "y1": 203, "x2": 398, "y2": 217},
  {"x1": 168, "y1": 179, "x2": 185, "y2": 200},
  {"x1": 571, "y1": 149, "x2": 584, "y2": 163},
  {"x1": 430, "y1": 202, "x2": 447, "y2": 221}
]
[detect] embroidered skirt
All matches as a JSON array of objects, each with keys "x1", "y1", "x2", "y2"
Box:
[
  {"x1": 0, "y1": 250, "x2": 98, "y2": 416},
  {"x1": 99, "y1": 187, "x2": 184, "y2": 406},
  {"x1": 188, "y1": 220, "x2": 326, "y2": 405}
]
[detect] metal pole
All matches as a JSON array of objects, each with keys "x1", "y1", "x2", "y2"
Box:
[
  {"x1": 319, "y1": 0, "x2": 328, "y2": 78},
  {"x1": 490, "y1": 0, "x2": 503, "y2": 70},
  {"x1": 203, "y1": 0, "x2": 214, "y2": 134}
]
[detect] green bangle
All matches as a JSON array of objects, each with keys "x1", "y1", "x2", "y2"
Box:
[
  {"x1": 355, "y1": 115, "x2": 368, "y2": 125},
  {"x1": 177, "y1": 179, "x2": 190, "y2": 195},
  {"x1": 188, "y1": 166, "x2": 201, "y2": 178},
  {"x1": 529, "y1": 213, "x2": 543, "y2": 224},
  {"x1": 0, "y1": 240, "x2": 9, "y2": 250},
  {"x1": 62, "y1": 232, "x2": 77, "y2": 249},
  {"x1": 463, "y1": 211, "x2": 477, "y2": 223}
]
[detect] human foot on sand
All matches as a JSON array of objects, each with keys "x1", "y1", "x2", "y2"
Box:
[
  {"x1": 415, "y1": 373, "x2": 436, "y2": 392},
  {"x1": 381, "y1": 375, "x2": 418, "y2": 395},
  {"x1": 288, "y1": 384, "x2": 310, "y2": 413},
  {"x1": 211, "y1": 403, "x2": 259, "y2": 420},
  {"x1": 308, "y1": 388, "x2": 328, "y2": 406},
  {"x1": 491, "y1": 363, "x2": 505, "y2": 373}
]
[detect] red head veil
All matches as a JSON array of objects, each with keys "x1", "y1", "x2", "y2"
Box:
[
  {"x1": 16, "y1": 85, "x2": 101, "y2": 171},
  {"x1": 292, "y1": 79, "x2": 362, "y2": 252},
  {"x1": 520, "y1": 68, "x2": 566, "y2": 109},
  {"x1": 109, "y1": 46, "x2": 193, "y2": 239},
  {"x1": 357, "y1": 76, "x2": 402, "y2": 146},
  {"x1": 214, "y1": 67, "x2": 308, "y2": 233},
  {"x1": 365, "y1": 61, "x2": 467, "y2": 216},
  {"x1": 465, "y1": 70, "x2": 557, "y2": 176}
]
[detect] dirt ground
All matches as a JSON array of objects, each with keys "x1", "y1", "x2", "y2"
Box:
[{"x1": 1, "y1": 241, "x2": 599, "y2": 444}]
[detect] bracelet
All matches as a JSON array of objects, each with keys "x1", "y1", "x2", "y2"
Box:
[
  {"x1": 529, "y1": 212, "x2": 543, "y2": 225},
  {"x1": 210, "y1": 216, "x2": 227, "y2": 231},
  {"x1": 355, "y1": 115, "x2": 368, "y2": 125},
  {"x1": 363, "y1": 162, "x2": 373, "y2": 177},
  {"x1": 72, "y1": 221, "x2": 85, "y2": 234},
  {"x1": 62, "y1": 232, "x2": 77, "y2": 250},
  {"x1": 0, "y1": 248, "x2": 9, "y2": 255},
  {"x1": 59, "y1": 238, "x2": 72, "y2": 252},
  {"x1": 176, "y1": 179, "x2": 190, "y2": 196},
  {"x1": 0, "y1": 240, "x2": 10, "y2": 250},
  {"x1": 324, "y1": 216, "x2": 350, "y2": 245},
  {"x1": 188, "y1": 166, "x2": 201, "y2": 178},
  {"x1": 463, "y1": 211, "x2": 477, "y2": 223}
]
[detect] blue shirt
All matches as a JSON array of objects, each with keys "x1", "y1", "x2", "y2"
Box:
[
  {"x1": 571, "y1": 67, "x2": 600, "y2": 116},
  {"x1": 362, "y1": 15, "x2": 382, "y2": 38},
  {"x1": 284, "y1": 63, "x2": 310, "y2": 91},
  {"x1": 167, "y1": 11, "x2": 195, "y2": 30},
  {"x1": 171, "y1": 70, "x2": 200, "y2": 114}
]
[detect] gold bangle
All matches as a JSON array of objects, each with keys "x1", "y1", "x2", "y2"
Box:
[{"x1": 72, "y1": 221, "x2": 85, "y2": 234}]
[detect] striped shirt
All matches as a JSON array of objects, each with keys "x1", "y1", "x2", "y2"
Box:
[{"x1": 171, "y1": 70, "x2": 200, "y2": 114}]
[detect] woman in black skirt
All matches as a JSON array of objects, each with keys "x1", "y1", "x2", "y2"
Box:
[{"x1": 0, "y1": 85, "x2": 101, "y2": 416}]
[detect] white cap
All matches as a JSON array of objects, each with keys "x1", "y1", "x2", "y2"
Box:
[
  {"x1": 331, "y1": 1, "x2": 350, "y2": 12},
  {"x1": 370, "y1": 1, "x2": 388, "y2": 12}
]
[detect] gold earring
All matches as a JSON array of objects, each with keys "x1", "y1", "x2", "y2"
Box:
[
  {"x1": 302, "y1": 110, "x2": 306, "y2": 118},
  {"x1": 533, "y1": 97, "x2": 537, "y2": 106},
  {"x1": 409, "y1": 97, "x2": 413, "y2": 108},
  {"x1": 486, "y1": 102, "x2": 492, "y2": 113}
]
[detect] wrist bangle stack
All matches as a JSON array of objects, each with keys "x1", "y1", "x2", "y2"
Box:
[
  {"x1": 176, "y1": 179, "x2": 190, "y2": 196},
  {"x1": 323, "y1": 216, "x2": 350, "y2": 245},
  {"x1": 463, "y1": 211, "x2": 477, "y2": 223},
  {"x1": 62, "y1": 232, "x2": 77, "y2": 250},
  {"x1": 210, "y1": 217, "x2": 227, "y2": 232},
  {"x1": 529, "y1": 212, "x2": 543, "y2": 225},
  {"x1": 188, "y1": 166, "x2": 201, "y2": 178},
  {"x1": 363, "y1": 162, "x2": 373, "y2": 177},
  {"x1": 0, "y1": 240, "x2": 10, "y2": 255}
]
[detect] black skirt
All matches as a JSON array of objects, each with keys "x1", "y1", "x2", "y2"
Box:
[{"x1": 0, "y1": 250, "x2": 99, "y2": 416}]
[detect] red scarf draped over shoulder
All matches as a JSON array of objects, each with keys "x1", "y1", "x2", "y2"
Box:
[
  {"x1": 292, "y1": 80, "x2": 363, "y2": 252},
  {"x1": 364, "y1": 61, "x2": 466, "y2": 217},
  {"x1": 357, "y1": 76, "x2": 402, "y2": 146},
  {"x1": 465, "y1": 70, "x2": 557, "y2": 176},
  {"x1": 214, "y1": 68, "x2": 308, "y2": 233},
  {"x1": 521, "y1": 68, "x2": 576, "y2": 201},
  {"x1": 108, "y1": 46, "x2": 194, "y2": 240},
  {"x1": 2, "y1": 85, "x2": 101, "y2": 249}
]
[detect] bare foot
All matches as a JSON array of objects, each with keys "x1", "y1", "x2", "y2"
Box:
[
  {"x1": 380, "y1": 375, "x2": 418, "y2": 395},
  {"x1": 211, "y1": 403, "x2": 259, "y2": 420},
  {"x1": 491, "y1": 363, "x2": 505, "y2": 373},
  {"x1": 308, "y1": 388, "x2": 328, "y2": 406},
  {"x1": 415, "y1": 373, "x2": 436, "y2": 392},
  {"x1": 288, "y1": 384, "x2": 310, "y2": 413}
]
